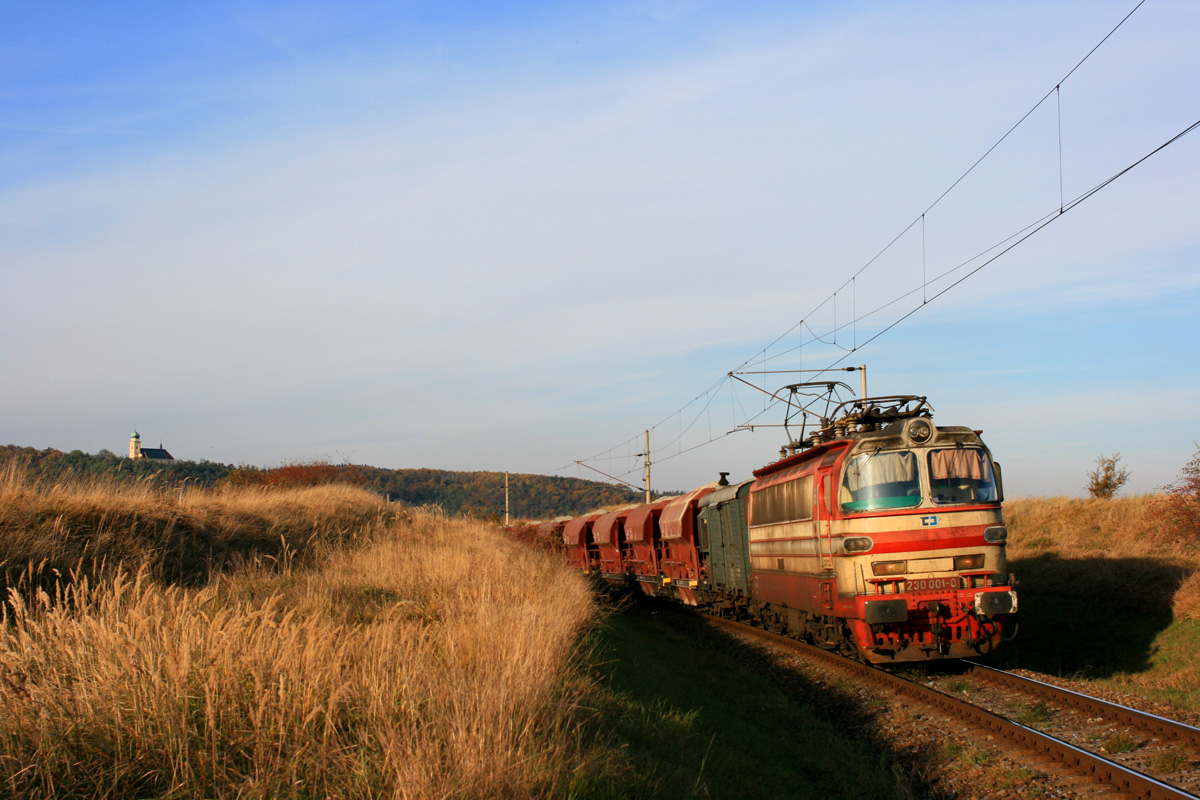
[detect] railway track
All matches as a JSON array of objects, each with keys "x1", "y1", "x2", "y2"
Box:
[
  {"x1": 958, "y1": 661, "x2": 1200, "y2": 755},
  {"x1": 703, "y1": 615, "x2": 1199, "y2": 799}
]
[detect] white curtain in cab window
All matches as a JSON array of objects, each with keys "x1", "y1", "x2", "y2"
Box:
[
  {"x1": 843, "y1": 451, "x2": 916, "y2": 492},
  {"x1": 929, "y1": 449, "x2": 990, "y2": 481}
]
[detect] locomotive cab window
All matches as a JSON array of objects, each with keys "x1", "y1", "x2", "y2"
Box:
[
  {"x1": 840, "y1": 450, "x2": 921, "y2": 513},
  {"x1": 928, "y1": 447, "x2": 998, "y2": 505}
]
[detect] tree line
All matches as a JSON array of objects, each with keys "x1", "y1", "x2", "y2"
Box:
[{"x1": 0, "y1": 445, "x2": 645, "y2": 519}]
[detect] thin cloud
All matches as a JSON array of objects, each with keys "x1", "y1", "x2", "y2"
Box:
[{"x1": 1, "y1": 2, "x2": 1197, "y2": 495}]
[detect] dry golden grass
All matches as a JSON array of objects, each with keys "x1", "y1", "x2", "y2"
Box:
[
  {"x1": 0, "y1": 472, "x2": 598, "y2": 799},
  {"x1": 1003, "y1": 495, "x2": 1200, "y2": 713},
  {"x1": 0, "y1": 462, "x2": 395, "y2": 587},
  {"x1": 1004, "y1": 495, "x2": 1198, "y2": 616},
  {"x1": 1005, "y1": 495, "x2": 1189, "y2": 561},
  {"x1": 1173, "y1": 572, "x2": 1200, "y2": 621}
]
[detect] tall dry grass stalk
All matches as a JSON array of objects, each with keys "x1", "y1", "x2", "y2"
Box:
[{"x1": 0, "y1": 498, "x2": 597, "y2": 798}]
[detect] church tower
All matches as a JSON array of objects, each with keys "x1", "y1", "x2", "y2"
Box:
[{"x1": 130, "y1": 430, "x2": 141, "y2": 459}]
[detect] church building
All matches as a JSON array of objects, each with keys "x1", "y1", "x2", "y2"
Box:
[{"x1": 129, "y1": 431, "x2": 174, "y2": 461}]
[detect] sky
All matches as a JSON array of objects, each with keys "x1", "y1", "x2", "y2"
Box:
[{"x1": 2, "y1": 1, "x2": 1198, "y2": 497}]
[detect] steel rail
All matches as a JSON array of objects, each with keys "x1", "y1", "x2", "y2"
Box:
[
  {"x1": 963, "y1": 659, "x2": 1200, "y2": 752},
  {"x1": 704, "y1": 616, "x2": 1197, "y2": 800}
]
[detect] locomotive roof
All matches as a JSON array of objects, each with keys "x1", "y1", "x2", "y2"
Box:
[
  {"x1": 752, "y1": 440, "x2": 847, "y2": 479},
  {"x1": 752, "y1": 421, "x2": 989, "y2": 480}
]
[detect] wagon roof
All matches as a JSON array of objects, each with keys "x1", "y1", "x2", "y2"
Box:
[
  {"x1": 562, "y1": 513, "x2": 602, "y2": 547},
  {"x1": 660, "y1": 486, "x2": 715, "y2": 541},
  {"x1": 593, "y1": 507, "x2": 633, "y2": 544}
]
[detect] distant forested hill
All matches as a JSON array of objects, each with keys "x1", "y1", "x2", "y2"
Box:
[
  {"x1": 0, "y1": 445, "x2": 645, "y2": 519},
  {"x1": 351, "y1": 465, "x2": 645, "y2": 519}
]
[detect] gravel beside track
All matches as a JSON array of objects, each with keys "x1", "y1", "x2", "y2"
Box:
[
  {"x1": 698, "y1": 613, "x2": 1200, "y2": 800},
  {"x1": 936, "y1": 662, "x2": 1200, "y2": 796}
]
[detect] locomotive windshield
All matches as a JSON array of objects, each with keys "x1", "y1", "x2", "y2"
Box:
[
  {"x1": 839, "y1": 445, "x2": 1000, "y2": 512},
  {"x1": 840, "y1": 450, "x2": 921, "y2": 512},
  {"x1": 929, "y1": 447, "x2": 998, "y2": 504}
]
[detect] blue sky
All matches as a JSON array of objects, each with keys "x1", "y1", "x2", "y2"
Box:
[{"x1": 2, "y1": 1, "x2": 1197, "y2": 497}]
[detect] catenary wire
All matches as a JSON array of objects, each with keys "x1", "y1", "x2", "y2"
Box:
[
  {"x1": 561, "y1": 1, "x2": 1170, "y2": 482},
  {"x1": 561, "y1": 112, "x2": 1200, "y2": 482}
]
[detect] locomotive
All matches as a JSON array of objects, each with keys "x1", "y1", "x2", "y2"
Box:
[{"x1": 542, "y1": 389, "x2": 1018, "y2": 663}]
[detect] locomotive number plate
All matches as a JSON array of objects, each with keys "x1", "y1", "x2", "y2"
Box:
[{"x1": 904, "y1": 577, "x2": 959, "y2": 593}]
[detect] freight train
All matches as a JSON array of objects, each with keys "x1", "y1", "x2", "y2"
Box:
[{"x1": 540, "y1": 390, "x2": 1017, "y2": 663}]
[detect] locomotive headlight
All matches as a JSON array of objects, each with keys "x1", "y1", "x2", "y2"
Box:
[
  {"x1": 954, "y1": 554, "x2": 985, "y2": 571},
  {"x1": 907, "y1": 418, "x2": 933, "y2": 444},
  {"x1": 843, "y1": 536, "x2": 874, "y2": 554},
  {"x1": 983, "y1": 526, "x2": 1008, "y2": 543},
  {"x1": 872, "y1": 560, "x2": 907, "y2": 576}
]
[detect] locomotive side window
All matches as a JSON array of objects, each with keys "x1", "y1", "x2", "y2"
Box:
[
  {"x1": 840, "y1": 450, "x2": 921, "y2": 512},
  {"x1": 928, "y1": 448, "x2": 998, "y2": 505},
  {"x1": 750, "y1": 475, "x2": 813, "y2": 526}
]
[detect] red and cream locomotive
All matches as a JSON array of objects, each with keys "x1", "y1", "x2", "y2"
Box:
[{"x1": 545, "y1": 389, "x2": 1017, "y2": 663}]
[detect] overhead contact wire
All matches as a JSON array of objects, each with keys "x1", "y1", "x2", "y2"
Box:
[{"x1": 567, "y1": 0, "x2": 1157, "y2": 480}]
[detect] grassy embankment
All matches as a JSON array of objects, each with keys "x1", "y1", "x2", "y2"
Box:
[
  {"x1": 0, "y1": 467, "x2": 597, "y2": 799},
  {"x1": 998, "y1": 495, "x2": 1200, "y2": 711},
  {"x1": 0, "y1": 467, "x2": 928, "y2": 799},
  {"x1": 581, "y1": 602, "x2": 945, "y2": 800},
  {"x1": 564, "y1": 495, "x2": 1200, "y2": 800},
  {"x1": 575, "y1": 495, "x2": 1200, "y2": 799},
  {"x1": 6, "y1": 464, "x2": 1191, "y2": 798}
]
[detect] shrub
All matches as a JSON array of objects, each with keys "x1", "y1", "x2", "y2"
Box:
[
  {"x1": 223, "y1": 460, "x2": 365, "y2": 489},
  {"x1": 1150, "y1": 747, "x2": 1193, "y2": 773},
  {"x1": 1103, "y1": 732, "x2": 1140, "y2": 753},
  {"x1": 1087, "y1": 454, "x2": 1130, "y2": 499},
  {"x1": 1154, "y1": 443, "x2": 1200, "y2": 551}
]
